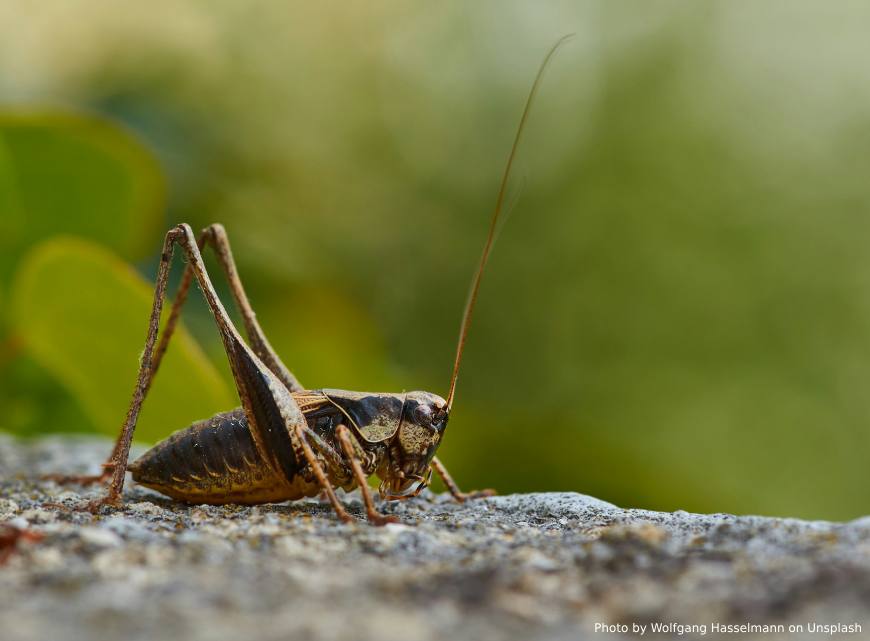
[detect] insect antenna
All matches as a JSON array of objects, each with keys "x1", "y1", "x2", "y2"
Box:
[{"x1": 444, "y1": 34, "x2": 573, "y2": 411}]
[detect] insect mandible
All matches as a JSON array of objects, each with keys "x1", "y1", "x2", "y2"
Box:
[{"x1": 47, "y1": 37, "x2": 571, "y2": 524}]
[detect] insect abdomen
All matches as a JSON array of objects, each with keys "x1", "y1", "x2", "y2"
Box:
[{"x1": 129, "y1": 408, "x2": 320, "y2": 504}]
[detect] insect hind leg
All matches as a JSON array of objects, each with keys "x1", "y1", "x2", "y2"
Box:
[
  {"x1": 70, "y1": 225, "x2": 184, "y2": 509},
  {"x1": 43, "y1": 226, "x2": 182, "y2": 493},
  {"x1": 149, "y1": 223, "x2": 302, "y2": 392},
  {"x1": 47, "y1": 223, "x2": 303, "y2": 490}
]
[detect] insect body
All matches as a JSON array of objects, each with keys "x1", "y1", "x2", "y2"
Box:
[
  {"x1": 128, "y1": 390, "x2": 446, "y2": 506},
  {"x1": 47, "y1": 37, "x2": 571, "y2": 524}
]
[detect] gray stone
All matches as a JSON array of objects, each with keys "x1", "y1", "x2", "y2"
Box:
[{"x1": 0, "y1": 435, "x2": 868, "y2": 641}]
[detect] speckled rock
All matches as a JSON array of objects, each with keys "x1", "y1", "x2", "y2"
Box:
[{"x1": 0, "y1": 435, "x2": 868, "y2": 641}]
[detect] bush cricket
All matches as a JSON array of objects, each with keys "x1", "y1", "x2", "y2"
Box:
[{"x1": 47, "y1": 36, "x2": 571, "y2": 524}]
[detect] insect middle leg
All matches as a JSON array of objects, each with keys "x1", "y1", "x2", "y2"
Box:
[
  {"x1": 335, "y1": 425, "x2": 398, "y2": 525},
  {"x1": 292, "y1": 424, "x2": 352, "y2": 524},
  {"x1": 286, "y1": 424, "x2": 395, "y2": 525}
]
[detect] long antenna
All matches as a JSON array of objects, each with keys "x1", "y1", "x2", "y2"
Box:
[{"x1": 445, "y1": 34, "x2": 573, "y2": 411}]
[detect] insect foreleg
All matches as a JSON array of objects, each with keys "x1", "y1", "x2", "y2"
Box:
[
  {"x1": 335, "y1": 425, "x2": 398, "y2": 526},
  {"x1": 430, "y1": 456, "x2": 495, "y2": 503}
]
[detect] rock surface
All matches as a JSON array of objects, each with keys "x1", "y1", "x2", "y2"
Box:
[{"x1": 0, "y1": 436, "x2": 868, "y2": 641}]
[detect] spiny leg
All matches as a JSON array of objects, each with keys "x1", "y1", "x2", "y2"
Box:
[
  {"x1": 104, "y1": 223, "x2": 298, "y2": 478},
  {"x1": 44, "y1": 226, "x2": 208, "y2": 487},
  {"x1": 79, "y1": 226, "x2": 183, "y2": 508},
  {"x1": 201, "y1": 224, "x2": 302, "y2": 391},
  {"x1": 147, "y1": 225, "x2": 348, "y2": 525},
  {"x1": 430, "y1": 456, "x2": 495, "y2": 503},
  {"x1": 41, "y1": 469, "x2": 110, "y2": 486},
  {"x1": 160, "y1": 225, "x2": 354, "y2": 524},
  {"x1": 73, "y1": 224, "x2": 282, "y2": 510},
  {"x1": 149, "y1": 223, "x2": 302, "y2": 392},
  {"x1": 295, "y1": 430, "x2": 343, "y2": 505},
  {"x1": 48, "y1": 223, "x2": 303, "y2": 488},
  {"x1": 336, "y1": 425, "x2": 398, "y2": 525},
  {"x1": 293, "y1": 424, "x2": 352, "y2": 523},
  {"x1": 299, "y1": 426, "x2": 348, "y2": 472}
]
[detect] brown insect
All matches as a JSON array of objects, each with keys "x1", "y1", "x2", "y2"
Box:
[{"x1": 47, "y1": 37, "x2": 570, "y2": 524}]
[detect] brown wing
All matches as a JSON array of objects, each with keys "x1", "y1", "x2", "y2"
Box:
[{"x1": 292, "y1": 390, "x2": 334, "y2": 416}]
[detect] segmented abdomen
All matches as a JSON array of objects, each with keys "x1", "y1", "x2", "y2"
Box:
[{"x1": 129, "y1": 408, "x2": 319, "y2": 504}]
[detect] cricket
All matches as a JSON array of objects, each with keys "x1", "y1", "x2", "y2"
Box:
[{"x1": 47, "y1": 37, "x2": 571, "y2": 525}]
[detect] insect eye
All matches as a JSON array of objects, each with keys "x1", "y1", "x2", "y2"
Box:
[{"x1": 413, "y1": 404, "x2": 433, "y2": 425}]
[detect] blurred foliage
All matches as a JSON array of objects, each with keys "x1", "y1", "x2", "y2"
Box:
[
  {"x1": 2, "y1": 2, "x2": 870, "y2": 520},
  {"x1": 11, "y1": 238, "x2": 233, "y2": 442},
  {"x1": 0, "y1": 113, "x2": 163, "y2": 287},
  {"x1": 0, "y1": 113, "x2": 165, "y2": 438}
]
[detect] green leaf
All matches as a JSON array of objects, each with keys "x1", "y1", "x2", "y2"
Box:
[
  {"x1": 0, "y1": 112, "x2": 164, "y2": 293},
  {"x1": 0, "y1": 111, "x2": 166, "y2": 438},
  {"x1": 258, "y1": 285, "x2": 399, "y2": 393},
  {"x1": 10, "y1": 238, "x2": 235, "y2": 443}
]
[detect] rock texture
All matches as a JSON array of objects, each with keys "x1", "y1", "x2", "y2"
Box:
[{"x1": 0, "y1": 436, "x2": 868, "y2": 641}]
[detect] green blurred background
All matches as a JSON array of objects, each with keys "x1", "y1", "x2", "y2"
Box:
[{"x1": 2, "y1": 2, "x2": 870, "y2": 520}]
